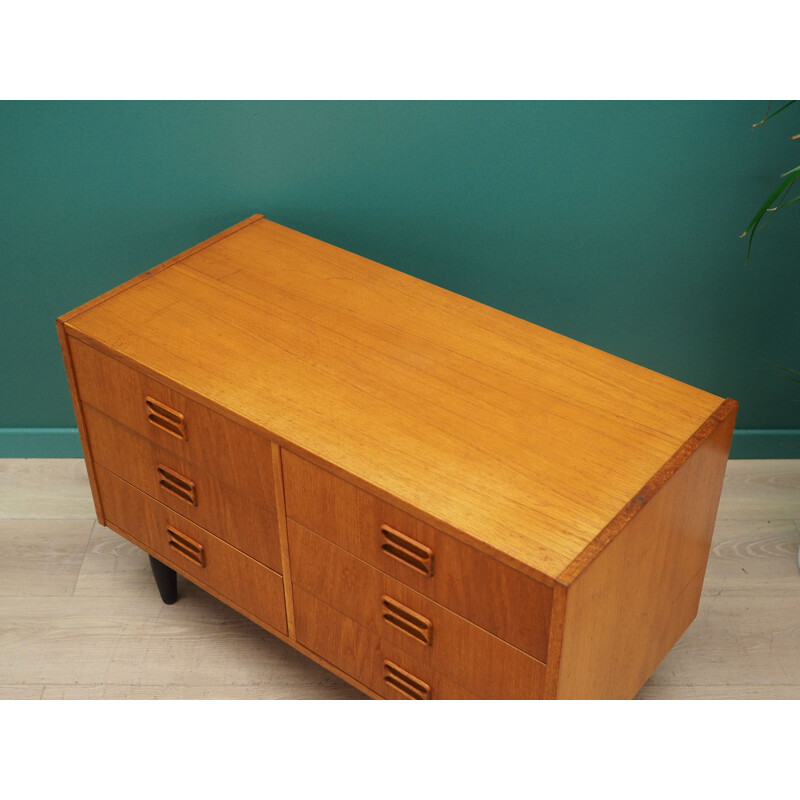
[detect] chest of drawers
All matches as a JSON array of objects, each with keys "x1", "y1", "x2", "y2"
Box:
[{"x1": 57, "y1": 214, "x2": 736, "y2": 699}]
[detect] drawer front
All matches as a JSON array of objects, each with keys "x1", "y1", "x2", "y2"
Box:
[
  {"x1": 85, "y1": 405, "x2": 282, "y2": 573},
  {"x1": 69, "y1": 336, "x2": 276, "y2": 504},
  {"x1": 289, "y1": 521, "x2": 546, "y2": 699},
  {"x1": 293, "y1": 586, "x2": 479, "y2": 699},
  {"x1": 96, "y1": 466, "x2": 287, "y2": 636},
  {"x1": 282, "y1": 450, "x2": 552, "y2": 661}
]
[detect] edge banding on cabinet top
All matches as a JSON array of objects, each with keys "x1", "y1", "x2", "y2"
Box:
[
  {"x1": 557, "y1": 397, "x2": 738, "y2": 586},
  {"x1": 60, "y1": 214, "x2": 731, "y2": 584}
]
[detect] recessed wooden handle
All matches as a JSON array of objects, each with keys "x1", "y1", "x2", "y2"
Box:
[
  {"x1": 380, "y1": 525, "x2": 434, "y2": 577},
  {"x1": 166, "y1": 525, "x2": 206, "y2": 568},
  {"x1": 145, "y1": 396, "x2": 187, "y2": 440},
  {"x1": 157, "y1": 464, "x2": 197, "y2": 506},
  {"x1": 383, "y1": 660, "x2": 432, "y2": 700},
  {"x1": 382, "y1": 596, "x2": 432, "y2": 646}
]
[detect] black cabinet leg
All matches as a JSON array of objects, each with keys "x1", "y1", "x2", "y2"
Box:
[{"x1": 149, "y1": 555, "x2": 178, "y2": 604}]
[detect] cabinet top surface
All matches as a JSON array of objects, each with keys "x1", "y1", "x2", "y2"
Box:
[{"x1": 63, "y1": 215, "x2": 727, "y2": 579}]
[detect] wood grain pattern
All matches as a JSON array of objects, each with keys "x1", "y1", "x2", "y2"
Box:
[
  {"x1": 271, "y1": 441, "x2": 297, "y2": 639},
  {"x1": 95, "y1": 466, "x2": 287, "y2": 636},
  {"x1": 84, "y1": 405, "x2": 282, "y2": 572},
  {"x1": 292, "y1": 586, "x2": 480, "y2": 699},
  {"x1": 67, "y1": 335, "x2": 276, "y2": 507},
  {"x1": 555, "y1": 404, "x2": 737, "y2": 699},
  {"x1": 558, "y1": 398, "x2": 737, "y2": 584},
  {"x1": 62, "y1": 216, "x2": 725, "y2": 579},
  {"x1": 283, "y1": 449, "x2": 553, "y2": 661},
  {"x1": 542, "y1": 584, "x2": 568, "y2": 699},
  {"x1": 54, "y1": 215, "x2": 741, "y2": 699},
  {"x1": 288, "y1": 520, "x2": 546, "y2": 699},
  {"x1": 702, "y1": 518, "x2": 800, "y2": 589},
  {"x1": 715, "y1": 459, "x2": 800, "y2": 519},
  {"x1": 56, "y1": 321, "x2": 105, "y2": 525}
]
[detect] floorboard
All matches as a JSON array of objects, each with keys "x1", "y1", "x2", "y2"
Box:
[{"x1": 1, "y1": 458, "x2": 797, "y2": 700}]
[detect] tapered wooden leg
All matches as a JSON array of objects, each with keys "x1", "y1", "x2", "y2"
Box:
[{"x1": 149, "y1": 555, "x2": 178, "y2": 604}]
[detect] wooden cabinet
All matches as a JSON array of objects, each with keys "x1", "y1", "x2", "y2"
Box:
[{"x1": 57, "y1": 214, "x2": 737, "y2": 699}]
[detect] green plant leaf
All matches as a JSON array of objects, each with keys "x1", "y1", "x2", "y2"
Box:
[
  {"x1": 741, "y1": 168, "x2": 800, "y2": 262},
  {"x1": 748, "y1": 179, "x2": 800, "y2": 240},
  {"x1": 764, "y1": 360, "x2": 800, "y2": 376},
  {"x1": 753, "y1": 100, "x2": 796, "y2": 127},
  {"x1": 762, "y1": 360, "x2": 800, "y2": 384},
  {"x1": 775, "y1": 194, "x2": 800, "y2": 210}
]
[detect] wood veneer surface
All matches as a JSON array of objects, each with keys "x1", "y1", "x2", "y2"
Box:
[
  {"x1": 67, "y1": 335, "x2": 277, "y2": 505},
  {"x1": 63, "y1": 215, "x2": 727, "y2": 579},
  {"x1": 554, "y1": 405, "x2": 737, "y2": 698},
  {"x1": 84, "y1": 405, "x2": 282, "y2": 572},
  {"x1": 288, "y1": 520, "x2": 547, "y2": 698},
  {"x1": 95, "y1": 466, "x2": 288, "y2": 636},
  {"x1": 292, "y1": 586, "x2": 482, "y2": 700},
  {"x1": 282, "y1": 448, "x2": 553, "y2": 660}
]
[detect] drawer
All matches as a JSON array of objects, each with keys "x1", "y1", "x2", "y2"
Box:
[
  {"x1": 96, "y1": 466, "x2": 288, "y2": 636},
  {"x1": 69, "y1": 336, "x2": 276, "y2": 503},
  {"x1": 289, "y1": 521, "x2": 546, "y2": 699},
  {"x1": 293, "y1": 586, "x2": 480, "y2": 699},
  {"x1": 85, "y1": 405, "x2": 282, "y2": 573},
  {"x1": 282, "y1": 450, "x2": 552, "y2": 661}
]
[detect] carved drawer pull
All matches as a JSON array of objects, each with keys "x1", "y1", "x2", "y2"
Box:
[
  {"x1": 383, "y1": 660, "x2": 431, "y2": 699},
  {"x1": 157, "y1": 464, "x2": 198, "y2": 506},
  {"x1": 166, "y1": 525, "x2": 206, "y2": 568},
  {"x1": 145, "y1": 396, "x2": 187, "y2": 440},
  {"x1": 382, "y1": 595, "x2": 432, "y2": 646},
  {"x1": 380, "y1": 525, "x2": 434, "y2": 576}
]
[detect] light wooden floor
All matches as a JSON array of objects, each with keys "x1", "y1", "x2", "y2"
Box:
[{"x1": 0, "y1": 458, "x2": 798, "y2": 700}]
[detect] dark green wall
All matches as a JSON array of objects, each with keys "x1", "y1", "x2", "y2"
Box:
[{"x1": 2, "y1": 101, "x2": 798, "y2": 457}]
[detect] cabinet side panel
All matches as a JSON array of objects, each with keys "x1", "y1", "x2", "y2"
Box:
[
  {"x1": 56, "y1": 322, "x2": 105, "y2": 524},
  {"x1": 555, "y1": 406, "x2": 736, "y2": 699}
]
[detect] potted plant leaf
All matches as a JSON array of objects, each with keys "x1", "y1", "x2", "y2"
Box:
[{"x1": 741, "y1": 101, "x2": 800, "y2": 570}]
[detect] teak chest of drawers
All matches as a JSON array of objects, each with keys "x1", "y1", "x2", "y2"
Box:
[{"x1": 57, "y1": 214, "x2": 737, "y2": 699}]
